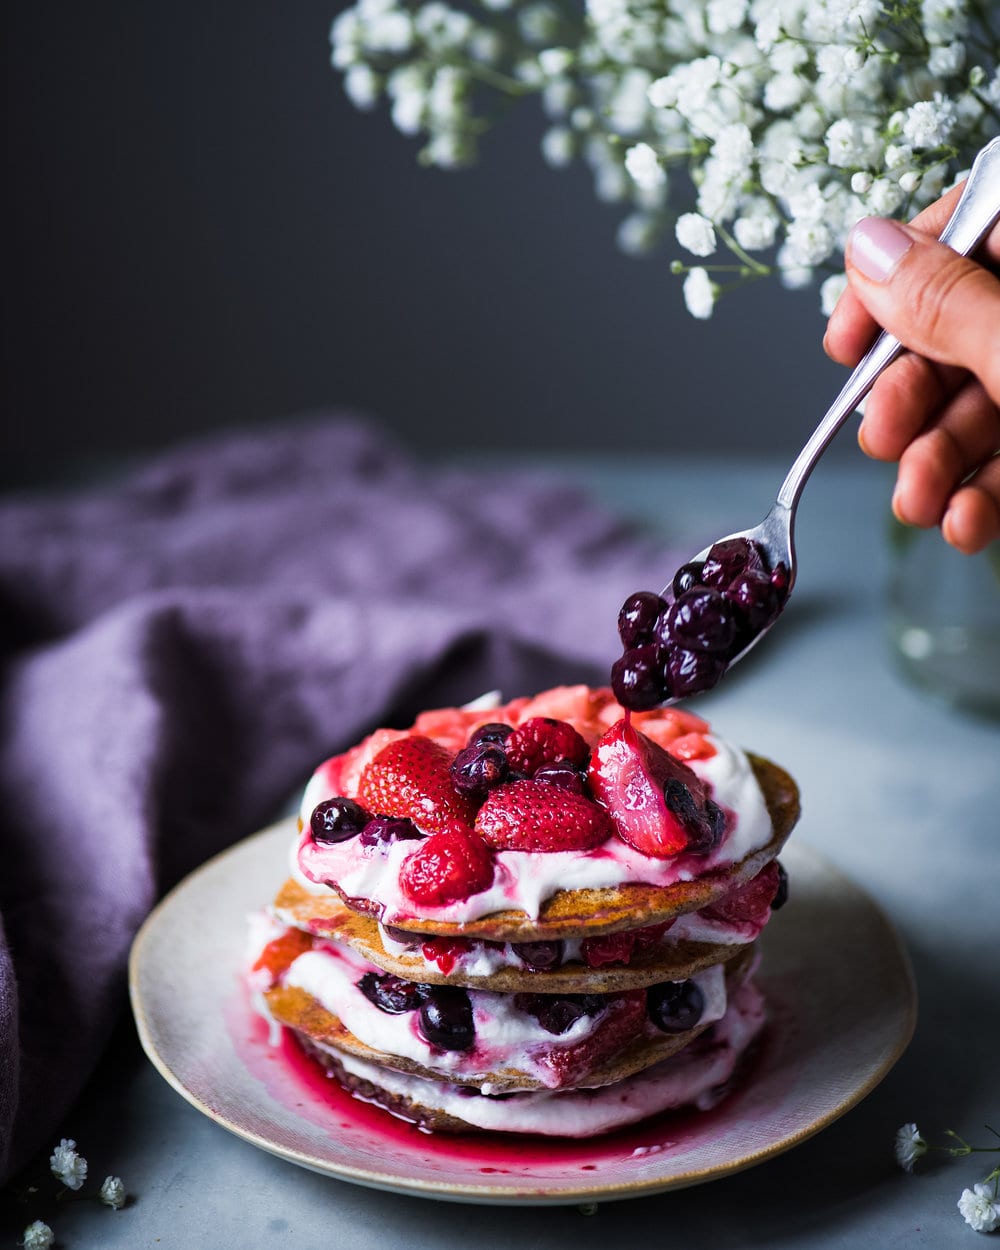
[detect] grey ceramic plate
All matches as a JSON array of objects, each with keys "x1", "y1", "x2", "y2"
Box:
[{"x1": 129, "y1": 822, "x2": 916, "y2": 1205}]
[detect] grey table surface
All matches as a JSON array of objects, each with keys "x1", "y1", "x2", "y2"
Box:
[{"x1": 7, "y1": 453, "x2": 998, "y2": 1249}]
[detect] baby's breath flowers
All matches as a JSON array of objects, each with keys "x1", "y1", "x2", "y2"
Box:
[
  {"x1": 48, "y1": 1138, "x2": 87, "y2": 1191},
  {"x1": 6, "y1": 1139, "x2": 129, "y2": 1247},
  {"x1": 328, "y1": 0, "x2": 1000, "y2": 315},
  {"x1": 19, "y1": 1222, "x2": 54, "y2": 1250},
  {"x1": 895, "y1": 1122, "x2": 1000, "y2": 1234}
]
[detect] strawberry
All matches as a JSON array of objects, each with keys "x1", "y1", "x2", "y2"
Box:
[
  {"x1": 505, "y1": 717, "x2": 590, "y2": 777},
  {"x1": 701, "y1": 860, "x2": 781, "y2": 927},
  {"x1": 534, "y1": 989, "x2": 647, "y2": 1087},
  {"x1": 398, "y1": 822, "x2": 494, "y2": 907},
  {"x1": 474, "y1": 778, "x2": 613, "y2": 852},
  {"x1": 358, "y1": 735, "x2": 476, "y2": 833},
  {"x1": 252, "y1": 928, "x2": 314, "y2": 981},
  {"x1": 587, "y1": 718, "x2": 727, "y2": 858}
]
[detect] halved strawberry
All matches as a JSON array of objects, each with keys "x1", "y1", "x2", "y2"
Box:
[
  {"x1": 358, "y1": 735, "x2": 476, "y2": 833},
  {"x1": 587, "y1": 718, "x2": 727, "y2": 858},
  {"x1": 534, "y1": 989, "x2": 647, "y2": 1088},
  {"x1": 474, "y1": 778, "x2": 613, "y2": 852},
  {"x1": 701, "y1": 860, "x2": 781, "y2": 927},
  {"x1": 398, "y1": 823, "x2": 495, "y2": 907},
  {"x1": 505, "y1": 717, "x2": 590, "y2": 777}
]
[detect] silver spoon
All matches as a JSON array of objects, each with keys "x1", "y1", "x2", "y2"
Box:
[{"x1": 617, "y1": 136, "x2": 1000, "y2": 707}]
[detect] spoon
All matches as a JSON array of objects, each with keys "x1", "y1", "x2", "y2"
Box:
[{"x1": 613, "y1": 135, "x2": 1000, "y2": 708}]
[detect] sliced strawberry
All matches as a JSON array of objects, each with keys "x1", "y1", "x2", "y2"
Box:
[
  {"x1": 358, "y1": 735, "x2": 476, "y2": 833},
  {"x1": 474, "y1": 778, "x2": 613, "y2": 853},
  {"x1": 252, "y1": 928, "x2": 314, "y2": 981},
  {"x1": 587, "y1": 718, "x2": 727, "y2": 858},
  {"x1": 534, "y1": 989, "x2": 646, "y2": 1087},
  {"x1": 398, "y1": 822, "x2": 494, "y2": 907},
  {"x1": 505, "y1": 717, "x2": 590, "y2": 777},
  {"x1": 701, "y1": 860, "x2": 781, "y2": 927}
]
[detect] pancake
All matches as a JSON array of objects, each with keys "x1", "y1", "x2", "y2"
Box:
[
  {"x1": 259, "y1": 939, "x2": 755, "y2": 1093},
  {"x1": 273, "y1": 877, "x2": 762, "y2": 992},
  {"x1": 290, "y1": 976, "x2": 768, "y2": 1137}
]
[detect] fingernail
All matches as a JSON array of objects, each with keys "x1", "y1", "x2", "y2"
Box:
[
  {"x1": 892, "y1": 481, "x2": 910, "y2": 525},
  {"x1": 848, "y1": 217, "x2": 913, "y2": 282}
]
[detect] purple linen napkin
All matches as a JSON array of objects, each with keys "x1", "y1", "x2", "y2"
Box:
[{"x1": 0, "y1": 413, "x2": 673, "y2": 1180}]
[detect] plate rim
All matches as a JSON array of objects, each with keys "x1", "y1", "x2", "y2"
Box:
[{"x1": 129, "y1": 821, "x2": 917, "y2": 1205}]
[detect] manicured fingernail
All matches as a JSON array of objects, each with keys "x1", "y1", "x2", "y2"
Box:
[{"x1": 848, "y1": 217, "x2": 913, "y2": 282}]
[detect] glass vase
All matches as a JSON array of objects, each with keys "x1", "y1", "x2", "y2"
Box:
[{"x1": 887, "y1": 522, "x2": 1000, "y2": 718}]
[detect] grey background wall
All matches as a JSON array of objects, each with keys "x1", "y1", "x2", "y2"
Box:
[{"x1": 5, "y1": 2, "x2": 850, "y2": 491}]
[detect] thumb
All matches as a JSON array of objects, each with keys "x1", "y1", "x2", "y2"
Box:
[{"x1": 845, "y1": 215, "x2": 1000, "y2": 404}]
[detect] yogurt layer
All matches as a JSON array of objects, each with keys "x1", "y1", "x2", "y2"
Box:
[
  {"x1": 257, "y1": 924, "x2": 728, "y2": 1092},
  {"x1": 323, "y1": 978, "x2": 767, "y2": 1137}
]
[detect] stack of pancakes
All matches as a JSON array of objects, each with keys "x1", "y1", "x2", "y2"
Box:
[{"x1": 247, "y1": 688, "x2": 799, "y2": 1138}]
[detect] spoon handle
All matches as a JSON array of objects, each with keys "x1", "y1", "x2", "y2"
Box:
[{"x1": 775, "y1": 135, "x2": 1000, "y2": 514}]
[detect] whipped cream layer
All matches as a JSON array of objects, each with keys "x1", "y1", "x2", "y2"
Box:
[
  {"x1": 323, "y1": 979, "x2": 766, "y2": 1137},
  {"x1": 296, "y1": 732, "x2": 773, "y2": 928},
  {"x1": 258, "y1": 925, "x2": 727, "y2": 1092}
]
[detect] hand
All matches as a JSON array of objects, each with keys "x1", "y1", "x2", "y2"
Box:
[{"x1": 824, "y1": 182, "x2": 1000, "y2": 554}]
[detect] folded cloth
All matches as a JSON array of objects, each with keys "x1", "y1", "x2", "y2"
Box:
[{"x1": 0, "y1": 413, "x2": 673, "y2": 1180}]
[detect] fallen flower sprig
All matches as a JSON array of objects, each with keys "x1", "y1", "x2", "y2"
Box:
[
  {"x1": 5, "y1": 1138, "x2": 129, "y2": 1248},
  {"x1": 895, "y1": 1122, "x2": 1000, "y2": 1234}
]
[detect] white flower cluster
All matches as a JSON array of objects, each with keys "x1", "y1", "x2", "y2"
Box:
[
  {"x1": 16, "y1": 1140, "x2": 128, "y2": 1247},
  {"x1": 329, "y1": 0, "x2": 999, "y2": 316},
  {"x1": 895, "y1": 1122, "x2": 1000, "y2": 1235}
]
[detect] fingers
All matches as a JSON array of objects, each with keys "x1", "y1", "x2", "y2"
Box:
[
  {"x1": 856, "y1": 352, "x2": 967, "y2": 461},
  {"x1": 890, "y1": 379, "x2": 1000, "y2": 528},
  {"x1": 843, "y1": 218, "x2": 1000, "y2": 400},
  {"x1": 942, "y1": 457, "x2": 1000, "y2": 554}
]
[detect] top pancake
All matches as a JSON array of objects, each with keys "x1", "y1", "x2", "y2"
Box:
[{"x1": 288, "y1": 752, "x2": 799, "y2": 942}]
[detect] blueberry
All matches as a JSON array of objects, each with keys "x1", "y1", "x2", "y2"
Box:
[
  {"x1": 381, "y1": 924, "x2": 422, "y2": 948},
  {"x1": 611, "y1": 644, "x2": 669, "y2": 710},
  {"x1": 310, "y1": 797, "x2": 372, "y2": 845},
  {"x1": 771, "y1": 861, "x2": 789, "y2": 910},
  {"x1": 770, "y1": 561, "x2": 791, "y2": 597},
  {"x1": 418, "y1": 986, "x2": 475, "y2": 1051},
  {"x1": 532, "y1": 762, "x2": 586, "y2": 793},
  {"x1": 701, "y1": 538, "x2": 769, "y2": 590},
  {"x1": 359, "y1": 816, "x2": 423, "y2": 850},
  {"x1": 724, "y1": 570, "x2": 781, "y2": 636},
  {"x1": 665, "y1": 647, "x2": 727, "y2": 699},
  {"x1": 647, "y1": 979, "x2": 705, "y2": 1033},
  {"x1": 662, "y1": 779, "x2": 724, "y2": 852},
  {"x1": 450, "y1": 743, "x2": 508, "y2": 797},
  {"x1": 514, "y1": 992, "x2": 603, "y2": 1035},
  {"x1": 470, "y1": 722, "x2": 514, "y2": 749},
  {"x1": 662, "y1": 588, "x2": 737, "y2": 654},
  {"x1": 617, "y1": 591, "x2": 667, "y2": 648},
  {"x1": 357, "y1": 972, "x2": 426, "y2": 1014},
  {"x1": 671, "y1": 561, "x2": 706, "y2": 599},
  {"x1": 510, "y1": 940, "x2": 563, "y2": 971}
]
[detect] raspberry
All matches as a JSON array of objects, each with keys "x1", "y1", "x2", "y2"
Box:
[
  {"x1": 474, "y1": 779, "x2": 613, "y2": 853},
  {"x1": 398, "y1": 823, "x2": 495, "y2": 907},
  {"x1": 505, "y1": 717, "x2": 590, "y2": 777},
  {"x1": 580, "y1": 931, "x2": 636, "y2": 968},
  {"x1": 420, "y1": 936, "x2": 473, "y2": 975},
  {"x1": 701, "y1": 860, "x2": 782, "y2": 927},
  {"x1": 358, "y1": 735, "x2": 476, "y2": 833}
]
